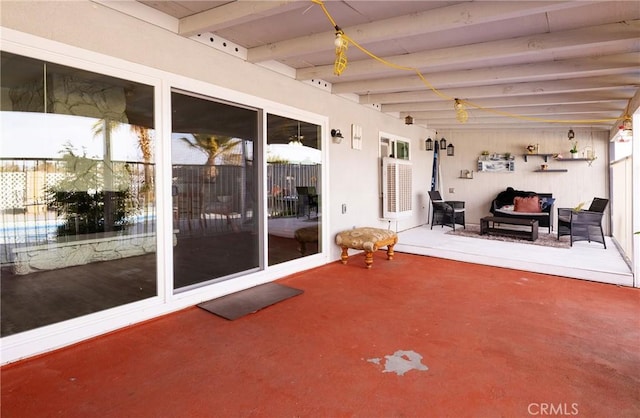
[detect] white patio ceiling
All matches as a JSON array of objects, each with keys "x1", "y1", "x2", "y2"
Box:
[{"x1": 106, "y1": 1, "x2": 639, "y2": 131}]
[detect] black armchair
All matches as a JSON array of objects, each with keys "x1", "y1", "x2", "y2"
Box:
[
  {"x1": 296, "y1": 186, "x2": 318, "y2": 219},
  {"x1": 428, "y1": 191, "x2": 465, "y2": 230},
  {"x1": 557, "y1": 198, "x2": 608, "y2": 248}
]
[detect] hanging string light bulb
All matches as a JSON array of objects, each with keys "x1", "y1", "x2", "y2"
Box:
[
  {"x1": 454, "y1": 98, "x2": 468, "y2": 123},
  {"x1": 616, "y1": 99, "x2": 633, "y2": 142},
  {"x1": 333, "y1": 27, "x2": 348, "y2": 76}
]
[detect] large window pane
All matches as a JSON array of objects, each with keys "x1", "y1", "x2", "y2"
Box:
[
  {"x1": 171, "y1": 91, "x2": 260, "y2": 290},
  {"x1": 267, "y1": 114, "x2": 322, "y2": 265},
  {"x1": 0, "y1": 52, "x2": 156, "y2": 336}
]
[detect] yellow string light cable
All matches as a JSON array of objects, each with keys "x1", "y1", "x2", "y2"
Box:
[{"x1": 310, "y1": 0, "x2": 621, "y2": 125}]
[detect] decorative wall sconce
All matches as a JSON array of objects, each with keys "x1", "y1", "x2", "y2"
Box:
[
  {"x1": 404, "y1": 115, "x2": 414, "y2": 125},
  {"x1": 331, "y1": 129, "x2": 344, "y2": 144},
  {"x1": 447, "y1": 143, "x2": 455, "y2": 156},
  {"x1": 439, "y1": 137, "x2": 447, "y2": 150},
  {"x1": 567, "y1": 129, "x2": 575, "y2": 140},
  {"x1": 425, "y1": 137, "x2": 433, "y2": 151}
]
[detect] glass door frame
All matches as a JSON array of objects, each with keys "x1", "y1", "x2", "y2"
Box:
[
  {"x1": 262, "y1": 110, "x2": 329, "y2": 270},
  {"x1": 163, "y1": 78, "x2": 330, "y2": 304}
]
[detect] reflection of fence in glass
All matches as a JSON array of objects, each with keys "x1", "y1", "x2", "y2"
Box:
[
  {"x1": 1, "y1": 160, "x2": 319, "y2": 263},
  {"x1": 267, "y1": 163, "x2": 320, "y2": 217},
  {"x1": 172, "y1": 164, "x2": 252, "y2": 234},
  {"x1": 0, "y1": 158, "x2": 155, "y2": 265}
]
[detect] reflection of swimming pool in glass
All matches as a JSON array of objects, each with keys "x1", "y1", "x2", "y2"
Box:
[
  {"x1": 0, "y1": 214, "x2": 156, "y2": 245},
  {"x1": 0, "y1": 220, "x2": 62, "y2": 244}
]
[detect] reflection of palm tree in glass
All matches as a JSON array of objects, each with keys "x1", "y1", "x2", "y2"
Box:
[
  {"x1": 180, "y1": 134, "x2": 239, "y2": 180},
  {"x1": 93, "y1": 119, "x2": 120, "y2": 231},
  {"x1": 177, "y1": 134, "x2": 241, "y2": 229},
  {"x1": 132, "y1": 125, "x2": 154, "y2": 232},
  {"x1": 131, "y1": 125, "x2": 153, "y2": 199},
  {"x1": 93, "y1": 120, "x2": 155, "y2": 230}
]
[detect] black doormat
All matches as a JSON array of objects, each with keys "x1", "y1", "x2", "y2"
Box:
[{"x1": 197, "y1": 283, "x2": 303, "y2": 320}]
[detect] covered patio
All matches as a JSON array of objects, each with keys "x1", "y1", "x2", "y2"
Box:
[{"x1": 1, "y1": 248, "x2": 637, "y2": 417}]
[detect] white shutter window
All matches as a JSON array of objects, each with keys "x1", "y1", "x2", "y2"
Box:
[{"x1": 382, "y1": 157, "x2": 412, "y2": 219}]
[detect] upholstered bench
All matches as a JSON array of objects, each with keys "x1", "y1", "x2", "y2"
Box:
[{"x1": 335, "y1": 227, "x2": 398, "y2": 269}]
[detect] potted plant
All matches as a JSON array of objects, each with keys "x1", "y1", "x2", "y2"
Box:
[
  {"x1": 570, "y1": 142, "x2": 579, "y2": 159},
  {"x1": 480, "y1": 150, "x2": 490, "y2": 160},
  {"x1": 503, "y1": 152, "x2": 512, "y2": 160}
]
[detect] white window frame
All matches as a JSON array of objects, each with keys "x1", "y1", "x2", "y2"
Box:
[{"x1": 0, "y1": 27, "x2": 330, "y2": 365}]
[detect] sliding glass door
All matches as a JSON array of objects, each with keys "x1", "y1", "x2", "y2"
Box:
[
  {"x1": 266, "y1": 114, "x2": 322, "y2": 265},
  {"x1": 171, "y1": 90, "x2": 260, "y2": 291}
]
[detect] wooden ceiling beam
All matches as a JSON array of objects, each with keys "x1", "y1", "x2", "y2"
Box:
[
  {"x1": 363, "y1": 74, "x2": 640, "y2": 105},
  {"x1": 382, "y1": 91, "x2": 635, "y2": 113},
  {"x1": 178, "y1": 1, "x2": 303, "y2": 37},
  {"x1": 332, "y1": 53, "x2": 640, "y2": 94},
  {"x1": 247, "y1": 1, "x2": 582, "y2": 63},
  {"x1": 404, "y1": 103, "x2": 628, "y2": 120},
  {"x1": 417, "y1": 115, "x2": 615, "y2": 129},
  {"x1": 296, "y1": 20, "x2": 640, "y2": 81}
]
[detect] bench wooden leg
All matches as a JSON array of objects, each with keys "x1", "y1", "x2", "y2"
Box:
[
  {"x1": 364, "y1": 251, "x2": 374, "y2": 268},
  {"x1": 386, "y1": 243, "x2": 395, "y2": 260},
  {"x1": 340, "y1": 247, "x2": 349, "y2": 264}
]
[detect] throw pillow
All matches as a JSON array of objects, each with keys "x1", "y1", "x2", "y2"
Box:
[
  {"x1": 539, "y1": 197, "x2": 556, "y2": 211},
  {"x1": 514, "y1": 196, "x2": 541, "y2": 213}
]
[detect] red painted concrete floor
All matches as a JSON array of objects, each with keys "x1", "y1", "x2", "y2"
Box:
[{"x1": 2, "y1": 253, "x2": 639, "y2": 417}]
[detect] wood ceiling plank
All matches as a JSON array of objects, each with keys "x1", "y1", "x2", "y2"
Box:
[
  {"x1": 296, "y1": 20, "x2": 640, "y2": 81},
  {"x1": 382, "y1": 92, "x2": 634, "y2": 113},
  {"x1": 332, "y1": 53, "x2": 640, "y2": 94},
  {"x1": 247, "y1": 1, "x2": 582, "y2": 63},
  {"x1": 364, "y1": 74, "x2": 639, "y2": 105},
  {"x1": 406, "y1": 105, "x2": 624, "y2": 120},
  {"x1": 179, "y1": 0, "x2": 303, "y2": 37}
]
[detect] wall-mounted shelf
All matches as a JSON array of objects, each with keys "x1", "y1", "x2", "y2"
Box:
[
  {"x1": 534, "y1": 169, "x2": 568, "y2": 173},
  {"x1": 523, "y1": 153, "x2": 591, "y2": 163},
  {"x1": 523, "y1": 153, "x2": 553, "y2": 162}
]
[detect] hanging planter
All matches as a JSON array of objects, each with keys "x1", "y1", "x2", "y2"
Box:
[{"x1": 569, "y1": 141, "x2": 579, "y2": 158}]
